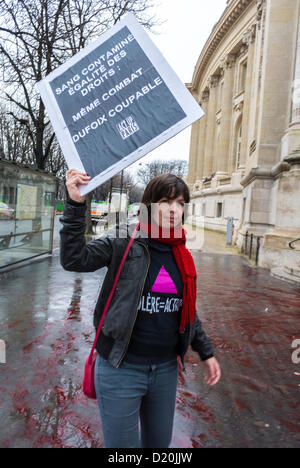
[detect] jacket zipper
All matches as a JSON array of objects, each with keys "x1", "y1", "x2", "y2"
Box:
[{"x1": 116, "y1": 241, "x2": 150, "y2": 368}]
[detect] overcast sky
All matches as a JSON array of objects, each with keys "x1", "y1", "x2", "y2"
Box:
[{"x1": 129, "y1": 0, "x2": 227, "y2": 176}]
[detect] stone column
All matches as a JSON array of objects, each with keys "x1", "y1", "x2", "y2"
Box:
[
  {"x1": 187, "y1": 106, "x2": 200, "y2": 185},
  {"x1": 195, "y1": 90, "x2": 209, "y2": 181},
  {"x1": 291, "y1": 14, "x2": 300, "y2": 124},
  {"x1": 202, "y1": 75, "x2": 219, "y2": 177},
  {"x1": 239, "y1": 25, "x2": 256, "y2": 170},
  {"x1": 216, "y1": 54, "x2": 236, "y2": 176},
  {"x1": 280, "y1": 0, "x2": 300, "y2": 160},
  {"x1": 256, "y1": 0, "x2": 298, "y2": 169},
  {"x1": 246, "y1": 0, "x2": 266, "y2": 160}
]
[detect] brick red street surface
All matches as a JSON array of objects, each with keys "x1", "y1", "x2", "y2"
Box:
[{"x1": 0, "y1": 241, "x2": 299, "y2": 448}]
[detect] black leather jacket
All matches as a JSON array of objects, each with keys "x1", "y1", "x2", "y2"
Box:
[{"x1": 59, "y1": 201, "x2": 215, "y2": 370}]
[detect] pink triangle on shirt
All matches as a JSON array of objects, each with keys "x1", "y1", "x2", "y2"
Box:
[{"x1": 151, "y1": 266, "x2": 178, "y2": 294}]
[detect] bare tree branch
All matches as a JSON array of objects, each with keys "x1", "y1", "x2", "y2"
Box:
[
  {"x1": 137, "y1": 160, "x2": 188, "y2": 186},
  {"x1": 0, "y1": 0, "x2": 158, "y2": 171}
]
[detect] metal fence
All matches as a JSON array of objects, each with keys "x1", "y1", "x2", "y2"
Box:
[{"x1": 243, "y1": 231, "x2": 263, "y2": 266}]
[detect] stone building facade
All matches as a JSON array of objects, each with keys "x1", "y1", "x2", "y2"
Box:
[{"x1": 186, "y1": 0, "x2": 300, "y2": 280}]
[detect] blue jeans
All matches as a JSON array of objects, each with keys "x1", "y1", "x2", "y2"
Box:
[{"x1": 94, "y1": 353, "x2": 178, "y2": 448}]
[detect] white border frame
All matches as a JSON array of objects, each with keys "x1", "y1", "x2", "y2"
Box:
[{"x1": 38, "y1": 13, "x2": 204, "y2": 196}]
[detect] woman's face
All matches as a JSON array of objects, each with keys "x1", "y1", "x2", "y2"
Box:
[{"x1": 152, "y1": 191, "x2": 185, "y2": 228}]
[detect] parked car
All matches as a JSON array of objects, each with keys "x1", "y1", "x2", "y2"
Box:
[
  {"x1": 91, "y1": 201, "x2": 108, "y2": 221},
  {"x1": 0, "y1": 202, "x2": 14, "y2": 220}
]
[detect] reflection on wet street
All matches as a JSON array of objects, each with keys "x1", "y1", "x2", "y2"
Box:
[{"x1": 0, "y1": 248, "x2": 299, "y2": 448}]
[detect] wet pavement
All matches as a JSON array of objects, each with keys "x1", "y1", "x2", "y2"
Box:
[{"x1": 0, "y1": 227, "x2": 300, "y2": 448}]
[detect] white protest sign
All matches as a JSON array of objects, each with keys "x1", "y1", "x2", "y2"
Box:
[{"x1": 38, "y1": 13, "x2": 204, "y2": 196}]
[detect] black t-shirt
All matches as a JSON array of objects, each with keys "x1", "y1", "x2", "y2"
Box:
[{"x1": 124, "y1": 237, "x2": 184, "y2": 364}]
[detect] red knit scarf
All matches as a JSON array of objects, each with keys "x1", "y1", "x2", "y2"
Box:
[{"x1": 138, "y1": 220, "x2": 197, "y2": 333}]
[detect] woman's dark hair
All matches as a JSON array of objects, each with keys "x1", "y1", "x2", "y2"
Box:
[{"x1": 139, "y1": 173, "x2": 190, "y2": 224}]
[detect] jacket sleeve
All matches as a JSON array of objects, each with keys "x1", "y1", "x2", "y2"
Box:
[
  {"x1": 59, "y1": 200, "x2": 113, "y2": 272},
  {"x1": 190, "y1": 313, "x2": 215, "y2": 361}
]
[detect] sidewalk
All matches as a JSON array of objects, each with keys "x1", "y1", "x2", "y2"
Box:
[
  {"x1": 184, "y1": 223, "x2": 238, "y2": 255},
  {"x1": 0, "y1": 233, "x2": 299, "y2": 447}
]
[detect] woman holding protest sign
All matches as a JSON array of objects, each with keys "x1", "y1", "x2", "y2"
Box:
[{"x1": 60, "y1": 169, "x2": 221, "y2": 448}]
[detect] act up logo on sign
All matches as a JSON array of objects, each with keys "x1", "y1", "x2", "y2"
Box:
[{"x1": 38, "y1": 13, "x2": 204, "y2": 196}]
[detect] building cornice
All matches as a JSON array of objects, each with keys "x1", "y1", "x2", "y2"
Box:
[
  {"x1": 240, "y1": 161, "x2": 292, "y2": 188},
  {"x1": 191, "y1": 0, "x2": 255, "y2": 92},
  {"x1": 191, "y1": 184, "x2": 243, "y2": 198}
]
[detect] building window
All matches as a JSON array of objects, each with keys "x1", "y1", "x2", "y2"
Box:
[
  {"x1": 216, "y1": 123, "x2": 221, "y2": 146},
  {"x1": 239, "y1": 60, "x2": 247, "y2": 93},
  {"x1": 202, "y1": 203, "x2": 206, "y2": 217},
  {"x1": 192, "y1": 203, "x2": 195, "y2": 216},
  {"x1": 216, "y1": 202, "x2": 223, "y2": 218},
  {"x1": 234, "y1": 118, "x2": 243, "y2": 169},
  {"x1": 218, "y1": 81, "x2": 224, "y2": 109}
]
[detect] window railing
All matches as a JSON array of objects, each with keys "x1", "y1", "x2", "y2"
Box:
[{"x1": 289, "y1": 238, "x2": 300, "y2": 249}]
